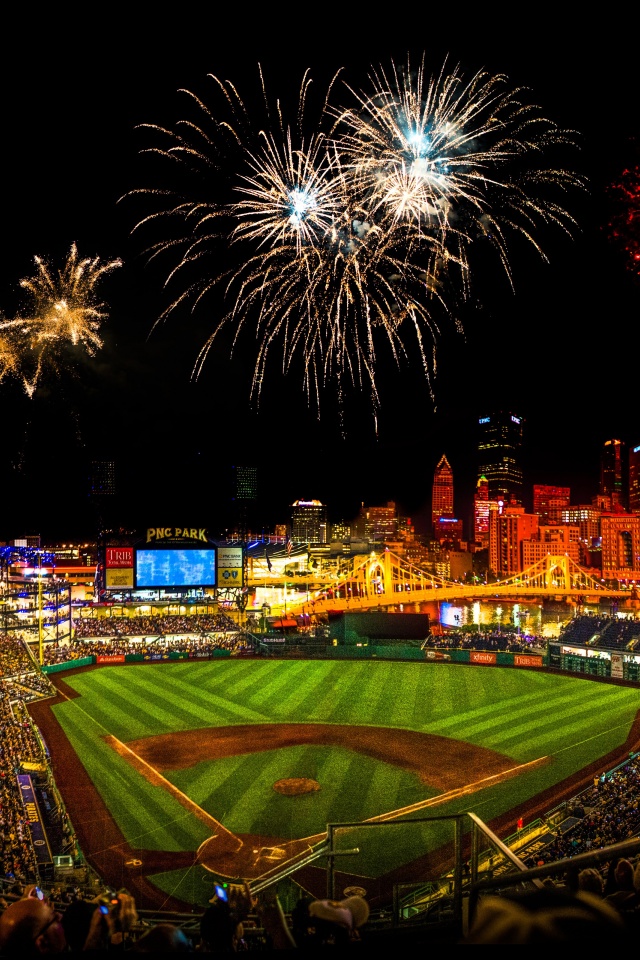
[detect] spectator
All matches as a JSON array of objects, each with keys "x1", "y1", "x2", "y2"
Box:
[
  {"x1": 290, "y1": 895, "x2": 370, "y2": 948},
  {"x1": 604, "y1": 858, "x2": 637, "y2": 911},
  {"x1": 199, "y1": 883, "x2": 253, "y2": 954},
  {"x1": 461, "y1": 888, "x2": 628, "y2": 943},
  {"x1": 0, "y1": 896, "x2": 67, "y2": 953},
  {"x1": 577, "y1": 868, "x2": 605, "y2": 897}
]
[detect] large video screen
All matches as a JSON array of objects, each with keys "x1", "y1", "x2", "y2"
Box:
[{"x1": 135, "y1": 548, "x2": 217, "y2": 588}]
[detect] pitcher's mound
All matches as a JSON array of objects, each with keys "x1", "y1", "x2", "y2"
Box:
[{"x1": 273, "y1": 777, "x2": 320, "y2": 796}]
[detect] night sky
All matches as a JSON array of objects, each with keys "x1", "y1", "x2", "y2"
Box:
[{"x1": 2, "y1": 12, "x2": 638, "y2": 542}]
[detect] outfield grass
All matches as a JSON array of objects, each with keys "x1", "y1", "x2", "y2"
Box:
[{"x1": 52, "y1": 660, "x2": 640, "y2": 905}]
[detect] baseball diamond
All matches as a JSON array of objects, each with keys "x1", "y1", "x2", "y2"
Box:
[{"x1": 30, "y1": 660, "x2": 640, "y2": 910}]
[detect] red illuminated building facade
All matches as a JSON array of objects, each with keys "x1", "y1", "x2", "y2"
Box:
[{"x1": 533, "y1": 484, "x2": 571, "y2": 524}]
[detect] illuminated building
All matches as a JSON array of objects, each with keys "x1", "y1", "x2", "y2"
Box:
[
  {"x1": 600, "y1": 512, "x2": 640, "y2": 580},
  {"x1": 433, "y1": 516, "x2": 463, "y2": 543},
  {"x1": 233, "y1": 465, "x2": 258, "y2": 501},
  {"x1": 533, "y1": 484, "x2": 571, "y2": 523},
  {"x1": 629, "y1": 444, "x2": 640, "y2": 513},
  {"x1": 291, "y1": 500, "x2": 327, "y2": 545},
  {"x1": 431, "y1": 454, "x2": 454, "y2": 532},
  {"x1": 477, "y1": 412, "x2": 524, "y2": 504},
  {"x1": 330, "y1": 520, "x2": 352, "y2": 542},
  {"x1": 89, "y1": 461, "x2": 116, "y2": 497},
  {"x1": 559, "y1": 505, "x2": 602, "y2": 566},
  {"x1": 521, "y1": 524, "x2": 581, "y2": 566},
  {"x1": 488, "y1": 503, "x2": 539, "y2": 576},
  {"x1": 354, "y1": 502, "x2": 399, "y2": 542},
  {"x1": 232, "y1": 465, "x2": 258, "y2": 540},
  {"x1": 89, "y1": 460, "x2": 117, "y2": 533},
  {"x1": 600, "y1": 439, "x2": 626, "y2": 510},
  {"x1": 473, "y1": 475, "x2": 491, "y2": 546}
]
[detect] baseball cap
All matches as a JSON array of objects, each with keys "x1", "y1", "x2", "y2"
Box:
[{"x1": 308, "y1": 895, "x2": 370, "y2": 931}]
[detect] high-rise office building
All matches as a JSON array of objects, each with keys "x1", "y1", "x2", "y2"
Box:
[
  {"x1": 533, "y1": 484, "x2": 571, "y2": 524},
  {"x1": 630, "y1": 444, "x2": 640, "y2": 513},
  {"x1": 473, "y1": 475, "x2": 491, "y2": 546},
  {"x1": 88, "y1": 461, "x2": 118, "y2": 532},
  {"x1": 354, "y1": 502, "x2": 399, "y2": 542},
  {"x1": 232, "y1": 465, "x2": 258, "y2": 540},
  {"x1": 477, "y1": 411, "x2": 524, "y2": 504},
  {"x1": 600, "y1": 439, "x2": 626, "y2": 509},
  {"x1": 89, "y1": 461, "x2": 116, "y2": 497},
  {"x1": 601, "y1": 511, "x2": 640, "y2": 579},
  {"x1": 431, "y1": 455, "x2": 454, "y2": 533},
  {"x1": 233, "y1": 465, "x2": 258, "y2": 501},
  {"x1": 488, "y1": 503, "x2": 539, "y2": 577},
  {"x1": 291, "y1": 500, "x2": 327, "y2": 545}
]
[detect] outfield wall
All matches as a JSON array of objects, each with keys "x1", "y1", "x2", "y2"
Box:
[
  {"x1": 42, "y1": 649, "x2": 232, "y2": 674},
  {"x1": 43, "y1": 643, "x2": 640, "y2": 683}
]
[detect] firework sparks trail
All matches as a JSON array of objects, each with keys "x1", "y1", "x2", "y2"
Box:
[
  {"x1": 127, "y1": 54, "x2": 586, "y2": 421},
  {"x1": 0, "y1": 244, "x2": 122, "y2": 396},
  {"x1": 605, "y1": 162, "x2": 640, "y2": 279},
  {"x1": 331, "y1": 54, "x2": 586, "y2": 288}
]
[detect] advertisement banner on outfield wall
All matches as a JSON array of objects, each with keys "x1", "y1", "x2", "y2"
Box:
[
  {"x1": 612, "y1": 653, "x2": 624, "y2": 678},
  {"x1": 470, "y1": 651, "x2": 497, "y2": 665},
  {"x1": 513, "y1": 655, "x2": 543, "y2": 668}
]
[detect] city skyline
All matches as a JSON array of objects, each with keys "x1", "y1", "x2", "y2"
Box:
[{"x1": 2, "y1": 14, "x2": 639, "y2": 541}]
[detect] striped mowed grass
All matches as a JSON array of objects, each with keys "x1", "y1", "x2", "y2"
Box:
[{"x1": 51, "y1": 659, "x2": 640, "y2": 904}]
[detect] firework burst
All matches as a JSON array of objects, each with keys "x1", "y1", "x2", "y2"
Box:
[
  {"x1": 605, "y1": 160, "x2": 640, "y2": 279},
  {"x1": 127, "y1": 54, "x2": 585, "y2": 421},
  {"x1": 331, "y1": 54, "x2": 586, "y2": 285},
  {"x1": 0, "y1": 244, "x2": 122, "y2": 396}
]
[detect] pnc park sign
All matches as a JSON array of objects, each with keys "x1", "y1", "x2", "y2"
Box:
[{"x1": 146, "y1": 527, "x2": 208, "y2": 543}]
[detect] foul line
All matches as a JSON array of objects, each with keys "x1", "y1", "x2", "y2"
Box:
[
  {"x1": 106, "y1": 736, "x2": 243, "y2": 852},
  {"x1": 362, "y1": 755, "x2": 550, "y2": 824}
]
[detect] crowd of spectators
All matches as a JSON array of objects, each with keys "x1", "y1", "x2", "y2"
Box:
[
  {"x1": 524, "y1": 760, "x2": 640, "y2": 868},
  {"x1": 424, "y1": 630, "x2": 546, "y2": 654},
  {"x1": 72, "y1": 612, "x2": 238, "y2": 639},
  {"x1": 0, "y1": 691, "x2": 49, "y2": 888},
  {"x1": 42, "y1": 635, "x2": 256, "y2": 666},
  {"x1": 33, "y1": 612, "x2": 257, "y2": 665}
]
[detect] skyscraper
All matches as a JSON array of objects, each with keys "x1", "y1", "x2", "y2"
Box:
[
  {"x1": 431, "y1": 455, "x2": 454, "y2": 533},
  {"x1": 232, "y1": 465, "x2": 258, "y2": 540},
  {"x1": 600, "y1": 439, "x2": 626, "y2": 510},
  {"x1": 477, "y1": 412, "x2": 524, "y2": 504},
  {"x1": 629, "y1": 444, "x2": 640, "y2": 513},
  {"x1": 89, "y1": 461, "x2": 116, "y2": 497},
  {"x1": 291, "y1": 500, "x2": 327, "y2": 545},
  {"x1": 474, "y1": 475, "x2": 491, "y2": 546},
  {"x1": 355, "y1": 502, "x2": 399, "y2": 542},
  {"x1": 88, "y1": 461, "x2": 117, "y2": 532}
]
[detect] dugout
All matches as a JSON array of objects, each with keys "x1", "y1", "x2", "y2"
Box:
[{"x1": 330, "y1": 611, "x2": 430, "y2": 645}]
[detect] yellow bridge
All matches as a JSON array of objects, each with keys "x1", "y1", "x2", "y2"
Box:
[{"x1": 252, "y1": 552, "x2": 636, "y2": 617}]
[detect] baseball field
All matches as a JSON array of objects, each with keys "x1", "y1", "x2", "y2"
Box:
[{"x1": 28, "y1": 658, "x2": 640, "y2": 911}]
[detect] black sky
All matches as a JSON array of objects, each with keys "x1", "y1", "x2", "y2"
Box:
[{"x1": 2, "y1": 11, "x2": 639, "y2": 542}]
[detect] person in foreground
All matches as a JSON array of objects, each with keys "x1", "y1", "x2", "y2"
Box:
[
  {"x1": 460, "y1": 886, "x2": 630, "y2": 944},
  {"x1": 0, "y1": 887, "x2": 138, "y2": 954}
]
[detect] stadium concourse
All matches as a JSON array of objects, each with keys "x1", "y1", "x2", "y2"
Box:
[{"x1": 2, "y1": 618, "x2": 640, "y2": 946}]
